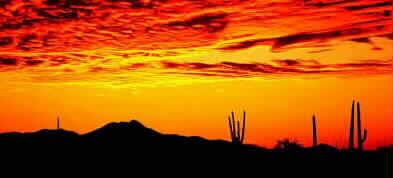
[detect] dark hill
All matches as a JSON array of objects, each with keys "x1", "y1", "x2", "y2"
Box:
[
  {"x1": 0, "y1": 120, "x2": 390, "y2": 177},
  {"x1": 0, "y1": 129, "x2": 78, "y2": 137},
  {"x1": 81, "y1": 120, "x2": 264, "y2": 154},
  {"x1": 84, "y1": 120, "x2": 161, "y2": 137},
  {"x1": 0, "y1": 120, "x2": 263, "y2": 153}
]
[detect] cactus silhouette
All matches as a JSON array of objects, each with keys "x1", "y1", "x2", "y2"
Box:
[
  {"x1": 228, "y1": 111, "x2": 246, "y2": 144},
  {"x1": 349, "y1": 101, "x2": 367, "y2": 151},
  {"x1": 312, "y1": 114, "x2": 318, "y2": 147},
  {"x1": 357, "y1": 102, "x2": 367, "y2": 151},
  {"x1": 349, "y1": 101, "x2": 355, "y2": 150}
]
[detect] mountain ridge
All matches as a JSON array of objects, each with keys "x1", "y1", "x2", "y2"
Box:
[{"x1": 0, "y1": 119, "x2": 390, "y2": 177}]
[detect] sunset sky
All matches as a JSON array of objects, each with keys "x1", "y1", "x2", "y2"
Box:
[{"x1": 0, "y1": 0, "x2": 392, "y2": 149}]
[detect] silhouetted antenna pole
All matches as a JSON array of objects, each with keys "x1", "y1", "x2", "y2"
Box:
[
  {"x1": 228, "y1": 110, "x2": 246, "y2": 144},
  {"x1": 312, "y1": 114, "x2": 318, "y2": 147},
  {"x1": 57, "y1": 117, "x2": 60, "y2": 130}
]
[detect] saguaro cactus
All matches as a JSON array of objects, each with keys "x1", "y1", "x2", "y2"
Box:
[
  {"x1": 349, "y1": 101, "x2": 355, "y2": 150},
  {"x1": 349, "y1": 101, "x2": 368, "y2": 151},
  {"x1": 312, "y1": 114, "x2": 318, "y2": 147},
  {"x1": 357, "y1": 102, "x2": 367, "y2": 151},
  {"x1": 228, "y1": 111, "x2": 246, "y2": 144}
]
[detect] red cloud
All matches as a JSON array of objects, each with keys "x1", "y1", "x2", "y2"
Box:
[{"x1": 157, "y1": 59, "x2": 392, "y2": 77}]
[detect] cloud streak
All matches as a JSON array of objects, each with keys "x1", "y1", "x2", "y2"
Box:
[
  {"x1": 219, "y1": 24, "x2": 391, "y2": 51},
  {"x1": 156, "y1": 59, "x2": 393, "y2": 77}
]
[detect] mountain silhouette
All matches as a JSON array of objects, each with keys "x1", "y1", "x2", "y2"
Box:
[
  {"x1": 79, "y1": 120, "x2": 264, "y2": 154},
  {"x1": 0, "y1": 120, "x2": 262, "y2": 153},
  {"x1": 0, "y1": 128, "x2": 78, "y2": 137},
  {"x1": 0, "y1": 120, "x2": 390, "y2": 177},
  {"x1": 84, "y1": 120, "x2": 160, "y2": 137}
]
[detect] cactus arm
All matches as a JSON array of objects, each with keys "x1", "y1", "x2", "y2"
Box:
[
  {"x1": 231, "y1": 112, "x2": 236, "y2": 139},
  {"x1": 241, "y1": 111, "x2": 246, "y2": 143},
  {"x1": 362, "y1": 129, "x2": 368, "y2": 143},
  {"x1": 231, "y1": 111, "x2": 235, "y2": 127},
  {"x1": 231, "y1": 115, "x2": 236, "y2": 140},
  {"x1": 228, "y1": 116, "x2": 234, "y2": 141},
  {"x1": 237, "y1": 120, "x2": 240, "y2": 141}
]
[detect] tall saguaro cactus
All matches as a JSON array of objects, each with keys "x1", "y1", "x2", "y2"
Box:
[
  {"x1": 312, "y1": 114, "x2": 318, "y2": 147},
  {"x1": 357, "y1": 102, "x2": 367, "y2": 151},
  {"x1": 349, "y1": 101, "x2": 368, "y2": 151},
  {"x1": 228, "y1": 111, "x2": 246, "y2": 144},
  {"x1": 349, "y1": 101, "x2": 355, "y2": 150}
]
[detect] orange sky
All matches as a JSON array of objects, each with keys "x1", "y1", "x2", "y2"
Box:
[{"x1": 0, "y1": 0, "x2": 392, "y2": 149}]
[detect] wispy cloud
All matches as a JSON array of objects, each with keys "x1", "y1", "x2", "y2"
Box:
[{"x1": 157, "y1": 59, "x2": 393, "y2": 77}]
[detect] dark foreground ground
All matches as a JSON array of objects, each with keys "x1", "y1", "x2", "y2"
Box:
[{"x1": 0, "y1": 120, "x2": 391, "y2": 177}]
